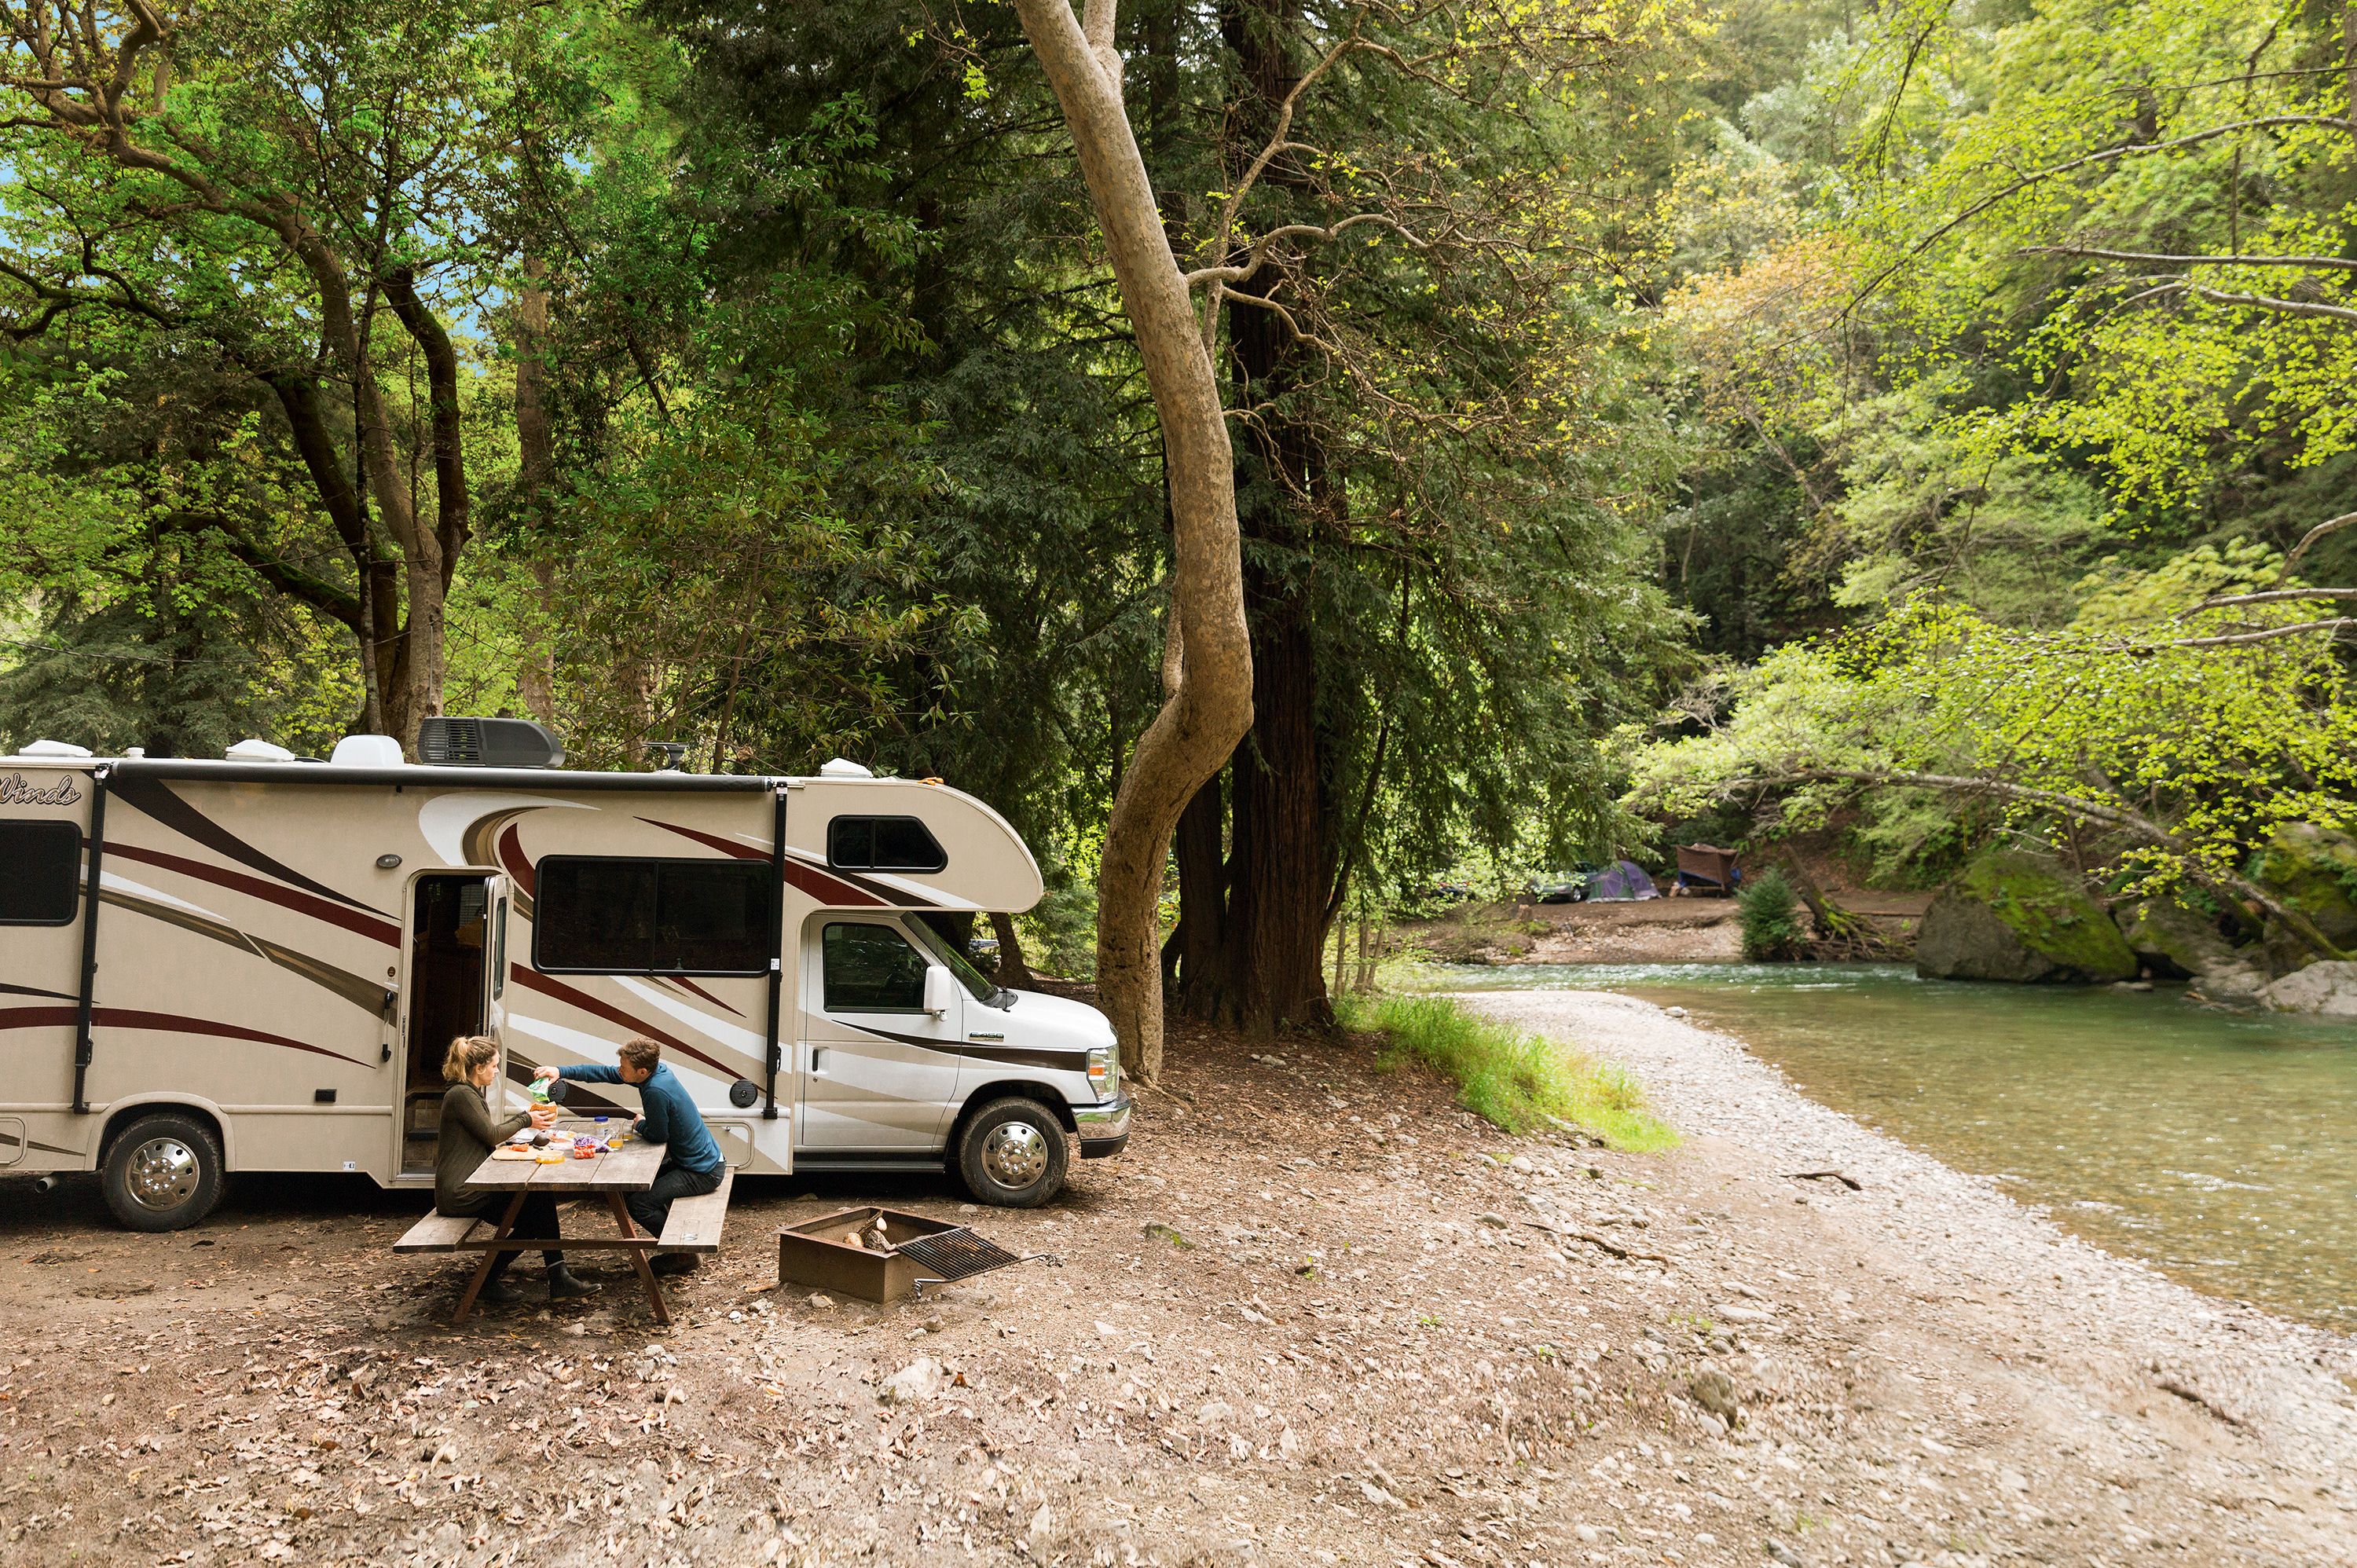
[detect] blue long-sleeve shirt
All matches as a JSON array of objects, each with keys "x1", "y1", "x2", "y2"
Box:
[{"x1": 557, "y1": 1061, "x2": 724, "y2": 1175}]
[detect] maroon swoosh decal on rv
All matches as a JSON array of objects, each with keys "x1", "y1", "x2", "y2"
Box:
[
  {"x1": 666, "y1": 975, "x2": 744, "y2": 1017},
  {"x1": 0, "y1": 1006, "x2": 371, "y2": 1068},
  {"x1": 636, "y1": 818, "x2": 764, "y2": 860},
  {"x1": 109, "y1": 774, "x2": 389, "y2": 916},
  {"x1": 0, "y1": 980, "x2": 79, "y2": 1002},
  {"x1": 102, "y1": 841, "x2": 401, "y2": 946},
  {"x1": 495, "y1": 824, "x2": 537, "y2": 896},
  {"x1": 506, "y1": 967, "x2": 738, "y2": 1079}
]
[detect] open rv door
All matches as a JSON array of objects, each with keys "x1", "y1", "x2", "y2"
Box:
[
  {"x1": 482, "y1": 874, "x2": 511, "y2": 1053},
  {"x1": 395, "y1": 870, "x2": 511, "y2": 1179}
]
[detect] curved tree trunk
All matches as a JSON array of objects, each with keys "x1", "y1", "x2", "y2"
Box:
[{"x1": 1014, "y1": 0, "x2": 1255, "y2": 1079}]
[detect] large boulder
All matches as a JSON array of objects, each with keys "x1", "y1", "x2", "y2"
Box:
[
  {"x1": 1915, "y1": 852, "x2": 2138, "y2": 984},
  {"x1": 2249, "y1": 822, "x2": 2357, "y2": 975},
  {"x1": 2257, "y1": 960, "x2": 2357, "y2": 1017},
  {"x1": 2115, "y1": 895, "x2": 2268, "y2": 1002}
]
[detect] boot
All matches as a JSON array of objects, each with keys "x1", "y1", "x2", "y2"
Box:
[
  {"x1": 547, "y1": 1265, "x2": 601, "y2": 1299},
  {"x1": 483, "y1": 1276, "x2": 526, "y2": 1304}
]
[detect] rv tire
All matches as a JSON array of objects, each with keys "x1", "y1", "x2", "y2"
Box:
[
  {"x1": 101, "y1": 1113, "x2": 225, "y2": 1233},
  {"x1": 955, "y1": 1096, "x2": 1068, "y2": 1208}
]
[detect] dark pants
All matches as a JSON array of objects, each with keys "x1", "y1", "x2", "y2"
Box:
[
  {"x1": 453, "y1": 1191, "x2": 566, "y2": 1280},
  {"x1": 628, "y1": 1162, "x2": 722, "y2": 1238}
]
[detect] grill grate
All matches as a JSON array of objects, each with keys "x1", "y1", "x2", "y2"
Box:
[{"x1": 892, "y1": 1226, "x2": 1027, "y2": 1283}]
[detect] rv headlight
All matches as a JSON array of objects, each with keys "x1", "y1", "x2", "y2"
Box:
[{"x1": 1087, "y1": 1046, "x2": 1116, "y2": 1096}]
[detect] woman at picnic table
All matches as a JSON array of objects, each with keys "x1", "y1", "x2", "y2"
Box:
[{"x1": 435, "y1": 1035, "x2": 601, "y2": 1302}]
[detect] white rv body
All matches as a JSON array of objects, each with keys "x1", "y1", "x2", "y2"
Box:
[{"x1": 0, "y1": 749, "x2": 1127, "y2": 1225}]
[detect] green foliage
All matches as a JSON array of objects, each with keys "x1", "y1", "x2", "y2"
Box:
[
  {"x1": 1736, "y1": 870, "x2": 1807, "y2": 961},
  {"x1": 1337, "y1": 993, "x2": 1677, "y2": 1151},
  {"x1": 1627, "y1": 551, "x2": 2357, "y2": 907}
]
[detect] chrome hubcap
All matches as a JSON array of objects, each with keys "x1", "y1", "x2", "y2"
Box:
[
  {"x1": 126, "y1": 1137, "x2": 200, "y2": 1211},
  {"x1": 981, "y1": 1121, "x2": 1049, "y2": 1189}
]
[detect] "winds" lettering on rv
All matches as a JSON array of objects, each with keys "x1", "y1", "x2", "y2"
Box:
[{"x1": 0, "y1": 773, "x2": 82, "y2": 807}]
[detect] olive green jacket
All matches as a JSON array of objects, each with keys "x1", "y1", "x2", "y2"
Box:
[{"x1": 435, "y1": 1083, "x2": 530, "y2": 1217}]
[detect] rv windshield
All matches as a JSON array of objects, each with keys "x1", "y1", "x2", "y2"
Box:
[{"x1": 904, "y1": 917, "x2": 1011, "y2": 1009}]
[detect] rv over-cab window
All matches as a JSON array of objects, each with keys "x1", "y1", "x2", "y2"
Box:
[
  {"x1": 826, "y1": 815, "x2": 946, "y2": 873},
  {"x1": 533, "y1": 857, "x2": 774, "y2": 976},
  {"x1": 0, "y1": 821, "x2": 78, "y2": 925}
]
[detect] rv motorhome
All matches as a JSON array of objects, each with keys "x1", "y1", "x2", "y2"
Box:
[{"x1": 0, "y1": 720, "x2": 1128, "y2": 1230}]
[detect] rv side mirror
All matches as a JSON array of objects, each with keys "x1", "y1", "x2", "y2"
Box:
[{"x1": 923, "y1": 966, "x2": 955, "y2": 1017}]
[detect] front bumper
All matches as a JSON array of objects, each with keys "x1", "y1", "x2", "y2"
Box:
[{"x1": 1073, "y1": 1090, "x2": 1131, "y2": 1158}]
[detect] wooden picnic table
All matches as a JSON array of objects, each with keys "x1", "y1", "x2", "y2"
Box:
[{"x1": 453, "y1": 1119, "x2": 671, "y2": 1326}]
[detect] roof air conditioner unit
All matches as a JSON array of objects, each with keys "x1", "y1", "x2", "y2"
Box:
[
  {"x1": 329, "y1": 734, "x2": 405, "y2": 768},
  {"x1": 418, "y1": 717, "x2": 566, "y2": 769},
  {"x1": 819, "y1": 757, "x2": 874, "y2": 779},
  {"x1": 225, "y1": 738, "x2": 297, "y2": 762}
]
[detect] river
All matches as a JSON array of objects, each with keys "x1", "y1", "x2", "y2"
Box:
[{"x1": 1403, "y1": 962, "x2": 2357, "y2": 1332}]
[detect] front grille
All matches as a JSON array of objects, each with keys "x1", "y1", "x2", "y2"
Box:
[{"x1": 893, "y1": 1226, "x2": 1027, "y2": 1283}]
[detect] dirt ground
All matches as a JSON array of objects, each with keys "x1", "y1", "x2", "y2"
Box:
[
  {"x1": 5, "y1": 995, "x2": 2353, "y2": 1568},
  {"x1": 1404, "y1": 889, "x2": 1935, "y2": 967}
]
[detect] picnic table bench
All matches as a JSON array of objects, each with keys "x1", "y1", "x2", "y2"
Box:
[{"x1": 394, "y1": 1120, "x2": 734, "y2": 1325}]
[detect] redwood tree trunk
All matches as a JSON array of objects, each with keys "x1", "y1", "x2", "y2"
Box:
[
  {"x1": 1224, "y1": 588, "x2": 1330, "y2": 1031},
  {"x1": 1169, "y1": 772, "x2": 1230, "y2": 1014}
]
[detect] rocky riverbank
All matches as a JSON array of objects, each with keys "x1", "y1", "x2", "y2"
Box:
[
  {"x1": 1464, "y1": 990, "x2": 2357, "y2": 1566},
  {"x1": 4, "y1": 998, "x2": 2353, "y2": 1566}
]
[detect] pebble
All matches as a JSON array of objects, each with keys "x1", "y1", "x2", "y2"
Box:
[{"x1": 879, "y1": 1357, "x2": 943, "y2": 1405}]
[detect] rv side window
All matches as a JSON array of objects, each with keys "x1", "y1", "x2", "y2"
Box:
[
  {"x1": 822, "y1": 922, "x2": 929, "y2": 1013},
  {"x1": 534, "y1": 857, "x2": 773, "y2": 976},
  {"x1": 0, "y1": 821, "x2": 79, "y2": 925},
  {"x1": 827, "y1": 815, "x2": 947, "y2": 873}
]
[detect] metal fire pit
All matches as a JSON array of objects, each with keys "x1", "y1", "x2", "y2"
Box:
[{"x1": 777, "y1": 1207, "x2": 1053, "y2": 1303}]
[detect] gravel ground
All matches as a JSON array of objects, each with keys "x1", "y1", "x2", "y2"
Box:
[
  {"x1": 3, "y1": 992, "x2": 2354, "y2": 1567},
  {"x1": 1462, "y1": 990, "x2": 2357, "y2": 1565}
]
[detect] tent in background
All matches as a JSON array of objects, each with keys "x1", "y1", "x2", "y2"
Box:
[{"x1": 1586, "y1": 860, "x2": 1659, "y2": 901}]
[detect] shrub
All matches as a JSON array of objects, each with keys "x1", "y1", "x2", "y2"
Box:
[
  {"x1": 1737, "y1": 869, "x2": 1808, "y2": 960},
  {"x1": 1335, "y1": 994, "x2": 1677, "y2": 1151}
]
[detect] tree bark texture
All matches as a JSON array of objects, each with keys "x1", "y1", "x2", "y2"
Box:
[
  {"x1": 1013, "y1": 0, "x2": 1255, "y2": 1080},
  {"x1": 1167, "y1": 0, "x2": 1333, "y2": 1035}
]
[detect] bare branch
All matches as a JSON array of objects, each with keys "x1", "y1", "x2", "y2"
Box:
[
  {"x1": 2187, "y1": 283, "x2": 2357, "y2": 324},
  {"x1": 2194, "y1": 587, "x2": 2357, "y2": 610},
  {"x1": 1183, "y1": 214, "x2": 1428, "y2": 291},
  {"x1": 2153, "y1": 618, "x2": 2357, "y2": 647},
  {"x1": 2024, "y1": 244, "x2": 2357, "y2": 272},
  {"x1": 2286, "y1": 511, "x2": 2357, "y2": 573}
]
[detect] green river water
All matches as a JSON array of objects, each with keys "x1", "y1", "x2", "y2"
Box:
[{"x1": 1406, "y1": 962, "x2": 2357, "y2": 1332}]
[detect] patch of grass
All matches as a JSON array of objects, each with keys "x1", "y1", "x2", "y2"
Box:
[{"x1": 1336, "y1": 993, "x2": 1678, "y2": 1152}]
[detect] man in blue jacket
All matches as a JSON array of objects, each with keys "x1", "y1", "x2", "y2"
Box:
[{"x1": 535, "y1": 1037, "x2": 724, "y2": 1276}]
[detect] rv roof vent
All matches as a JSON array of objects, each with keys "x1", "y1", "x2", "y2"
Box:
[
  {"x1": 818, "y1": 757, "x2": 874, "y2": 779},
  {"x1": 419, "y1": 716, "x2": 566, "y2": 770},
  {"x1": 329, "y1": 734, "x2": 405, "y2": 768},
  {"x1": 226, "y1": 738, "x2": 297, "y2": 762},
  {"x1": 17, "y1": 738, "x2": 93, "y2": 758}
]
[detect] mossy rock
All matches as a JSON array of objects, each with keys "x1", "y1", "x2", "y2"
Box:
[
  {"x1": 2117, "y1": 895, "x2": 2267, "y2": 1000},
  {"x1": 1915, "y1": 851, "x2": 2137, "y2": 984},
  {"x1": 2248, "y1": 822, "x2": 2357, "y2": 974}
]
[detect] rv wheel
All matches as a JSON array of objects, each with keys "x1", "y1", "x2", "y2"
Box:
[
  {"x1": 101, "y1": 1113, "x2": 225, "y2": 1233},
  {"x1": 955, "y1": 1097, "x2": 1069, "y2": 1208}
]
